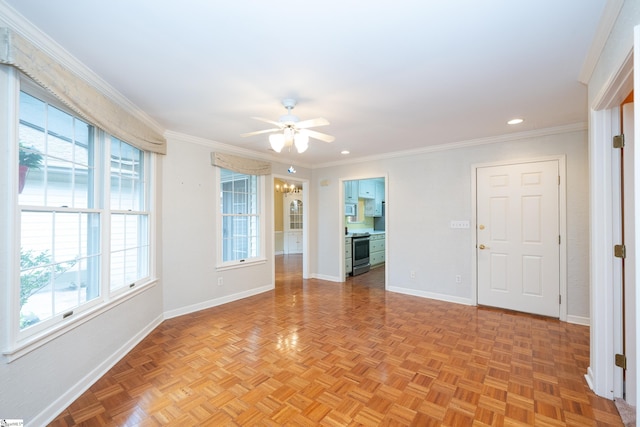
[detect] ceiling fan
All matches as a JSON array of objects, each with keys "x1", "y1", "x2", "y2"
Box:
[{"x1": 241, "y1": 99, "x2": 335, "y2": 153}]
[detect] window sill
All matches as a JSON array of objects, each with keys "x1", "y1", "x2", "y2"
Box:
[
  {"x1": 216, "y1": 258, "x2": 267, "y2": 272},
  {"x1": 3, "y1": 278, "x2": 158, "y2": 363}
]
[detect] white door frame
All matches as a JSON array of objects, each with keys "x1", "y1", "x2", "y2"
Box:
[
  {"x1": 471, "y1": 155, "x2": 568, "y2": 322},
  {"x1": 587, "y1": 46, "x2": 635, "y2": 399}
]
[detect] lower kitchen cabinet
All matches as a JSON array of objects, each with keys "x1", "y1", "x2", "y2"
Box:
[
  {"x1": 345, "y1": 237, "x2": 352, "y2": 276},
  {"x1": 369, "y1": 233, "x2": 385, "y2": 266}
]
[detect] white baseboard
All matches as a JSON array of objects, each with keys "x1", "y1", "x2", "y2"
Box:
[
  {"x1": 164, "y1": 285, "x2": 274, "y2": 320},
  {"x1": 585, "y1": 367, "x2": 595, "y2": 392},
  {"x1": 311, "y1": 273, "x2": 343, "y2": 282},
  {"x1": 34, "y1": 314, "x2": 164, "y2": 427},
  {"x1": 566, "y1": 314, "x2": 590, "y2": 326},
  {"x1": 387, "y1": 285, "x2": 474, "y2": 306}
]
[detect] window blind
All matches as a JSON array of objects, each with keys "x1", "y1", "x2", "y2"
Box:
[{"x1": 211, "y1": 152, "x2": 272, "y2": 176}]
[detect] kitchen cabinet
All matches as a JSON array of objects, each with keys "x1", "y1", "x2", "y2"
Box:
[
  {"x1": 364, "y1": 180, "x2": 385, "y2": 217},
  {"x1": 369, "y1": 233, "x2": 385, "y2": 266},
  {"x1": 358, "y1": 179, "x2": 375, "y2": 199},
  {"x1": 344, "y1": 180, "x2": 359, "y2": 204},
  {"x1": 345, "y1": 237, "x2": 352, "y2": 276}
]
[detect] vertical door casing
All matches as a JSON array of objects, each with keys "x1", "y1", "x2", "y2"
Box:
[{"x1": 623, "y1": 102, "x2": 637, "y2": 405}]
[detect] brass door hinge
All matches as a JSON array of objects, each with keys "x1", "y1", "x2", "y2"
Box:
[
  {"x1": 613, "y1": 134, "x2": 625, "y2": 149},
  {"x1": 615, "y1": 244, "x2": 626, "y2": 258},
  {"x1": 615, "y1": 353, "x2": 627, "y2": 369}
]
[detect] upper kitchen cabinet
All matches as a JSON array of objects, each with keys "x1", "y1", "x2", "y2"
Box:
[
  {"x1": 364, "y1": 179, "x2": 385, "y2": 217},
  {"x1": 358, "y1": 179, "x2": 375, "y2": 199},
  {"x1": 345, "y1": 180, "x2": 359, "y2": 204}
]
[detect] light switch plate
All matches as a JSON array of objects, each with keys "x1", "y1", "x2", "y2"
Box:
[{"x1": 450, "y1": 220, "x2": 470, "y2": 229}]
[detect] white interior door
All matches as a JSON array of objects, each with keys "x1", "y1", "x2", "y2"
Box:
[{"x1": 477, "y1": 160, "x2": 560, "y2": 317}]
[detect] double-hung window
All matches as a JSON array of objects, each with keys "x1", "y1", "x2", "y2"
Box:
[
  {"x1": 217, "y1": 167, "x2": 264, "y2": 267},
  {"x1": 18, "y1": 91, "x2": 101, "y2": 333},
  {"x1": 16, "y1": 84, "x2": 153, "y2": 341}
]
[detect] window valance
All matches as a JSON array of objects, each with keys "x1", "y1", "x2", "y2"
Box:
[
  {"x1": 211, "y1": 152, "x2": 272, "y2": 175},
  {"x1": 0, "y1": 28, "x2": 166, "y2": 154}
]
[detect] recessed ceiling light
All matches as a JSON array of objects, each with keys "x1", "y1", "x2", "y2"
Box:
[
  {"x1": 341, "y1": 150, "x2": 350, "y2": 155},
  {"x1": 507, "y1": 118, "x2": 524, "y2": 125}
]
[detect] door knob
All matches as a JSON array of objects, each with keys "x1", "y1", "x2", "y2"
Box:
[{"x1": 479, "y1": 244, "x2": 488, "y2": 250}]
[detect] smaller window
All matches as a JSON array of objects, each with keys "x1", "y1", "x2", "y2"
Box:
[{"x1": 218, "y1": 168, "x2": 263, "y2": 266}]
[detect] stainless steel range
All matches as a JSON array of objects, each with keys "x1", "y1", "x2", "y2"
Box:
[{"x1": 351, "y1": 232, "x2": 371, "y2": 276}]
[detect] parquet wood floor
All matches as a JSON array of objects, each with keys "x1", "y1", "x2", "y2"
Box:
[{"x1": 50, "y1": 255, "x2": 623, "y2": 426}]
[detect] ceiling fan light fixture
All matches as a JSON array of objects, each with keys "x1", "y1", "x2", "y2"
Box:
[
  {"x1": 269, "y1": 133, "x2": 285, "y2": 152},
  {"x1": 294, "y1": 133, "x2": 309, "y2": 153},
  {"x1": 283, "y1": 127, "x2": 295, "y2": 144}
]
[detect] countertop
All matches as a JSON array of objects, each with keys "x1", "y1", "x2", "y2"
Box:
[{"x1": 345, "y1": 229, "x2": 385, "y2": 238}]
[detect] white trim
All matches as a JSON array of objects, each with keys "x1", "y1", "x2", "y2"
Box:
[
  {"x1": 589, "y1": 107, "x2": 618, "y2": 400},
  {"x1": 471, "y1": 155, "x2": 568, "y2": 321},
  {"x1": 163, "y1": 284, "x2": 273, "y2": 320},
  {"x1": 311, "y1": 273, "x2": 342, "y2": 282},
  {"x1": 567, "y1": 315, "x2": 591, "y2": 326},
  {"x1": 32, "y1": 313, "x2": 164, "y2": 427},
  {"x1": 387, "y1": 286, "x2": 474, "y2": 306},
  {"x1": 578, "y1": 0, "x2": 625, "y2": 84},
  {"x1": 317, "y1": 123, "x2": 586, "y2": 169},
  {"x1": 588, "y1": 43, "x2": 634, "y2": 400}
]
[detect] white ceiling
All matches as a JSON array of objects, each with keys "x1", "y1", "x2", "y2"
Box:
[{"x1": 2, "y1": 0, "x2": 609, "y2": 167}]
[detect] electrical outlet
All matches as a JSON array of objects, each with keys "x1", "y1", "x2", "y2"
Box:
[
  {"x1": 217, "y1": 277, "x2": 223, "y2": 286},
  {"x1": 455, "y1": 275, "x2": 462, "y2": 283},
  {"x1": 410, "y1": 270, "x2": 416, "y2": 279}
]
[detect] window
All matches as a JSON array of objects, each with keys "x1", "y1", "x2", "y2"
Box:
[
  {"x1": 110, "y1": 137, "x2": 149, "y2": 292},
  {"x1": 16, "y1": 86, "x2": 153, "y2": 339},
  {"x1": 218, "y1": 168, "x2": 263, "y2": 266}
]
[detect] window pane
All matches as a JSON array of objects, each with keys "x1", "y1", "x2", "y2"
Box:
[
  {"x1": 111, "y1": 137, "x2": 144, "y2": 211},
  {"x1": 20, "y1": 210, "x2": 101, "y2": 330},
  {"x1": 110, "y1": 213, "x2": 149, "y2": 291},
  {"x1": 19, "y1": 92, "x2": 95, "y2": 208}
]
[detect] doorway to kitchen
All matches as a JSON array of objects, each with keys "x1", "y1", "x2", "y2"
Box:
[{"x1": 342, "y1": 176, "x2": 387, "y2": 287}]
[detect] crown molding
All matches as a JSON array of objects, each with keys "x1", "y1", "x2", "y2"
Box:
[
  {"x1": 0, "y1": 1, "x2": 165, "y2": 135},
  {"x1": 163, "y1": 130, "x2": 316, "y2": 169},
  {"x1": 315, "y1": 122, "x2": 588, "y2": 169},
  {"x1": 578, "y1": 0, "x2": 624, "y2": 85}
]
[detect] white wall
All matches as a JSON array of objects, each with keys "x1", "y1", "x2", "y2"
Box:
[
  {"x1": 311, "y1": 129, "x2": 590, "y2": 320},
  {"x1": 161, "y1": 132, "x2": 312, "y2": 317}
]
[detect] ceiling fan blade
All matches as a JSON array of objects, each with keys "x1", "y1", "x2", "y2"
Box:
[
  {"x1": 240, "y1": 128, "x2": 280, "y2": 137},
  {"x1": 300, "y1": 129, "x2": 335, "y2": 143},
  {"x1": 295, "y1": 117, "x2": 330, "y2": 129},
  {"x1": 252, "y1": 117, "x2": 283, "y2": 127}
]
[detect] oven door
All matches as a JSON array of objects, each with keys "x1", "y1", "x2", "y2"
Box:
[{"x1": 351, "y1": 236, "x2": 370, "y2": 276}]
